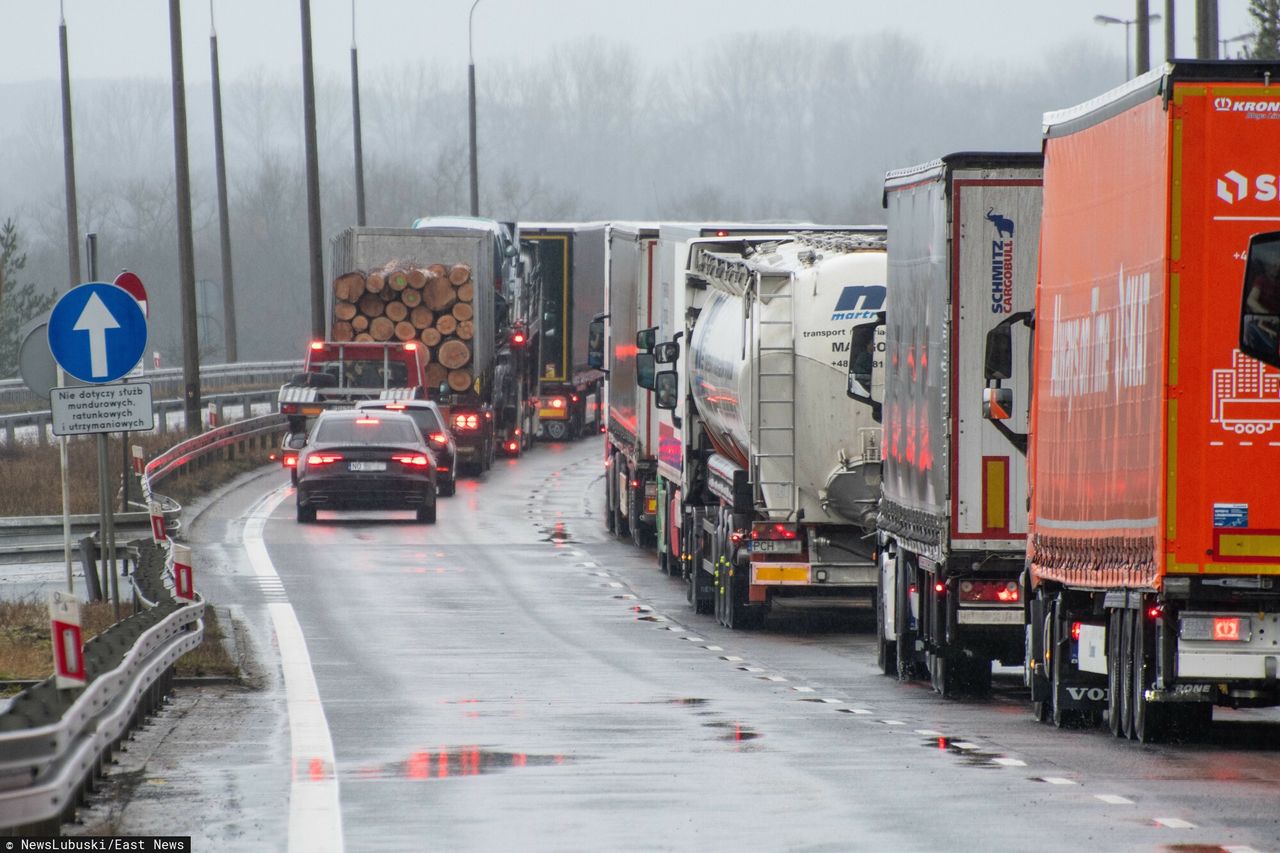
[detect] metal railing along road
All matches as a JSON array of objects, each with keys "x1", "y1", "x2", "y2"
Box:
[{"x1": 0, "y1": 412, "x2": 290, "y2": 835}]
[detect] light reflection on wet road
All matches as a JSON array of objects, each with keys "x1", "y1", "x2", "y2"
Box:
[{"x1": 83, "y1": 437, "x2": 1280, "y2": 851}]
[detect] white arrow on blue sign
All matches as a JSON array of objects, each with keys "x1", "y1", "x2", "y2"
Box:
[{"x1": 47, "y1": 282, "x2": 148, "y2": 384}]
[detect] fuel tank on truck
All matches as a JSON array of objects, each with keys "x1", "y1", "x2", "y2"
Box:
[{"x1": 687, "y1": 236, "x2": 888, "y2": 527}]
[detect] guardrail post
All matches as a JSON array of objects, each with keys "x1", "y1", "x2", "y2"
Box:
[{"x1": 2, "y1": 418, "x2": 12, "y2": 447}]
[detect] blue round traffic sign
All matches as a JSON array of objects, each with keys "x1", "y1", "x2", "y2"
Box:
[{"x1": 47, "y1": 282, "x2": 149, "y2": 383}]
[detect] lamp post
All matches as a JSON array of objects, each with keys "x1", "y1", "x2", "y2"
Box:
[
  {"x1": 1095, "y1": 12, "x2": 1162, "y2": 79},
  {"x1": 468, "y1": 0, "x2": 481, "y2": 217}
]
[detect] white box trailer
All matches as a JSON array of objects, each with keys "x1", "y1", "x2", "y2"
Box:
[
  {"x1": 654, "y1": 233, "x2": 889, "y2": 627},
  {"x1": 876, "y1": 152, "x2": 1043, "y2": 694}
]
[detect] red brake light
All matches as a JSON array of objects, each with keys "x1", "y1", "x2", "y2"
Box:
[
  {"x1": 551, "y1": 397, "x2": 565, "y2": 409},
  {"x1": 750, "y1": 523, "x2": 799, "y2": 541},
  {"x1": 958, "y1": 580, "x2": 1020, "y2": 603},
  {"x1": 385, "y1": 403, "x2": 407, "y2": 410},
  {"x1": 405, "y1": 342, "x2": 417, "y2": 351},
  {"x1": 306, "y1": 453, "x2": 343, "y2": 465},
  {"x1": 1147, "y1": 605, "x2": 1164, "y2": 621},
  {"x1": 310, "y1": 341, "x2": 324, "y2": 350},
  {"x1": 452, "y1": 414, "x2": 480, "y2": 430},
  {"x1": 714, "y1": 229, "x2": 729, "y2": 237},
  {"x1": 282, "y1": 403, "x2": 298, "y2": 414},
  {"x1": 429, "y1": 432, "x2": 449, "y2": 445},
  {"x1": 570, "y1": 394, "x2": 579, "y2": 403},
  {"x1": 356, "y1": 417, "x2": 379, "y2": 425},
  {"x1": 506, "y1": 441, "x2": 518, "y2": 451},
  {"x1": 1213, "y1": 616, "x2": 1242, "y2": 641},
  {"x1": 283, "y1": 454, "x2": 298, "y2": 468},
  {"x1": 934, "y1": 582, "x2": 946, "y2": 594},
  {"x1": 1070, "y1": 621, "x2": 1083, "y2": 642},
  {"x1": 392, "y1": 454, "x2": 431, "y2": 467}
]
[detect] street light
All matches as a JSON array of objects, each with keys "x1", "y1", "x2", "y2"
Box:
[
  {"x1": 1221, "y1": 31, "x2": 1253, "y2": 59},
  {"x1": 467, "y1": 0, "x2": 481, "y2": 217},
  {"x1": 1094, "y1": 12, "x2": 1162, "y2": 80}
]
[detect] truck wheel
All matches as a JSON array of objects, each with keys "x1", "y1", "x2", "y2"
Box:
[
  {"x1": 1107, "y1": 609, "x2": 1125, "y2": 737},
  {"x1": 545, "y1": 420, "x2": 568, "y2": 441},
  {"x1": 605, "y1": 469, "x2": 617, "y2": 533},
  {"x1": 725, "y1": 561, "x2": 764, "y2": 630}
]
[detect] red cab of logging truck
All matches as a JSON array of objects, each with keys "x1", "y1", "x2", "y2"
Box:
[{"x1": 278, "y1": 340, "x2": 430, "y2": 433}]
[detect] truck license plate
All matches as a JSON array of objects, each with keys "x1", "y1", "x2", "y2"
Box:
[
  {"x1": 753, "y1": 540, "x2": 802, "y2": 554},
  {"x1": 348, "y1": 461, "x2": 386, "y2": 472}
]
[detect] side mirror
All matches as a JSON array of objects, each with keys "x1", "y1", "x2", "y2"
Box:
[
  {"x1": 654, "y1": 341, "x2": 680, "y2": 364},
  {"x1": 1240, "y1": 230, "x2": 1280, "y2": 369},
  {"x1": 846, "y1": 317, "x2": 885, "y2": 422},
  {"x1": 654, "y1": 370, "x2": 678, "y2": 410},
  {"x1": 983, "y1": 387, "x2": 1013, "y2": 420},
  {"x1": 985, "y1": 324, "x2": 1013, "y2": 381},
  {"x1": 637, "y1": 353, "x2": 657, "y2": 390},
  {"x1": 587, "y1": 317, "x2": 606, "y2": 369},
  {"x1": 636, "y1": 327, "x2": 657, "y2": 353}
]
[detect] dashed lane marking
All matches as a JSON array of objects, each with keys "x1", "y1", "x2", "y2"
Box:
[
  {"x1": 879, "y1": 720, "x2": 906, "y2": 726},
  {"x1": 720, "y1": 656, "x2": 743, "y2": 662},
  {"x1": 245, "y1": 487, "x2": 343, "y2": 853},
  {"x1": 951, "y1": 742, "x2": 981, "y2": 750},
  {"x1": 991, "y1": 758, "x2": 1026, "y2": 767},
  {"x1": 684, "y1": 636, "x2": 705, "y2": 643},
  {"x1": 792, "y1": 686, "x2": 815, "y2": 693},
  {"x1": 1095, "y1": 794, "x2": 1134, "y2": 805},
  {"x1": 1153, "y1": 817, "x2": 1197, "y2": 829},
  {"x1": 914, "y1": 729, "x2": 943, "y2": 736},
  {"x1": 1040, "y1": 777, "x2": 1078, "y2": 786},
  {"x1": 843, "y1": 709, "x2": 874, "y2": 715},
  {"x1": 703, "y1": 645, "x2": 723, "y2": 651}
]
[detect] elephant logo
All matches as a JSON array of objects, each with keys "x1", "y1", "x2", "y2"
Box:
[{"x1": 986, "y1": 208, "x2": 1015, "y2": 239}]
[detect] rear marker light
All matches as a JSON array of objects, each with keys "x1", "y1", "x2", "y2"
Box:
[
  {"x1": 1070, "y1": 621, "x2": 1082, "y2": 642},
  {"x1": 934, "y1": 582, "x2": 945, "y2": 594}
]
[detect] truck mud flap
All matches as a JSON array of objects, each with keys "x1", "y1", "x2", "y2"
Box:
[
  {"x1": 1028, "y1": 597, "x2": 1048, "y2": 702},
  {"x1": 1055, "y1": 682, "x2": 1109, "y2": 711}
]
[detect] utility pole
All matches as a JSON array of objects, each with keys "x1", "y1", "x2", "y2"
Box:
[
  {"x1": 1165, "y1": 0, "x2": 1175, "y2": 63},
  {"x1": 1197, "y1": 0, "x2": 1220, "y2": 58},
  {"x1": 210, "y1": 2, "x2": 238, "y2": 362},
  {"x1": 351, "y1": 1, "x2": 367, "y2": 226},
  {"x1": 1136, "y1": 1, "x2": 1152, "y2": 74},
  {"x1": 169, "y1": 0, "x2": 202, "y2": 431},
  {"x1": 58, "y1": 3, "x2": 80, "y2": 289},
  {"x1": 300, "y1": 0, "x2": 326, "y2": 339},
  {"x1": 468, "y1": 0, "x2": 481, "y2": 218}
]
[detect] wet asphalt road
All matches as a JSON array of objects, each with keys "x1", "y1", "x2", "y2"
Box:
[{"x1": 90, "y1": 436, "x2": 1280, "y2": 851}]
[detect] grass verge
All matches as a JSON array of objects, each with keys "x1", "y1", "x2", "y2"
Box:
[{"x1": 0, "y1": 598, "x2": 237, "y2": 696}]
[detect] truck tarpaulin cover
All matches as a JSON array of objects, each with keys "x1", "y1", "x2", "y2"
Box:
[{"x1": 1031, "y1": 95, "x2": 1167, "y2": 589}]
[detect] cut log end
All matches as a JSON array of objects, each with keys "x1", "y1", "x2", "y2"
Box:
[
  {"x1": 451, "y1": 302, "x2": 474, "y2": 321},
  {"x1": 448, "y1": 264, "x2": 472, "y2": 285},
  {"x1": 435, "y1": 314, "x2": 458, "y2": 336},
  {"x1": 437, "y1": 339, "x2": 472, "y2": 370},
  {"x1": 447, "y1": 369, "x2": 473, "y2": 392},
  {"x1": 370, "y1": 316, "x2": 395, "y2": 341}
]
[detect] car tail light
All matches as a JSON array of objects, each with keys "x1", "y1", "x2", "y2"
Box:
[
  {"x1": 283, "y1": 453, "x2": 298, "y2": 468},
  {"x1": 1147, "y1": 605, "x2": 1164, "y2": 621},
  {"x1": 307, "y1": 453, "x2": 343, "y2": 466},
  {"x1": 405, "y1": 342, "x2": 417, "y2": 351},
  {"x1": 437, "y1": 465, "x2": 449, "y2": 472},
  {"x1": 356, "y1": 417, "x2": 379, "y2": 425},
  {"x1": 506, "y1": 441, "x2": 518, "y2": 452},
  {"x1": 385, "y1": 403, "x2": 407, "y2": 410},
  {"x1": 392, "y1": 454, "x2": 431, "y2": 467},
  {"x1": 429, "y1": 432, "x2": 449, "y2": 445},
  {"x1": 958, "y1": 580, "x2": 1020, "y2": 603},
  {"x1": 281, "y1": 404, "x2": 298, "y2": 414},
  {"x1": 453, "y1": 414, "x2": 480, "y2": 430},
  {"x1": 751, "y1": 523, "x2": 799, "y2": 541}
]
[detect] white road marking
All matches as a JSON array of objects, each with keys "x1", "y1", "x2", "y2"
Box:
[
  {"x1": 991, "y1": 757, "x2": 1026, "y2": 767},
  {"x1": 819, "y1": 698, "x2": 842, "y2": 704},
  {"x1": 740, "y1": 667, "x2": 765, "y2": 673},
  {"x1": 685, "y1": 636, "x2": 706, "y2": 643},
  {"x1": 951, "y1": 741, "x2": 981, "y2": 750},
  {"x1": 703, "y1": 644, "x2": 723, "y2": 651},
  {"x1": 608, "y1": 582, "x2": 624, "y2": 588},
  {"x1": 1095, "y1": 794, "x2": 1134, "y2": 805},
  {"x1": 245, "y1": 486, "x2": 344, "y2": 853},
  {"x1": 792, "y1": 686, "x2": 815, "y2": 693},
  {"x1": 763, "y1": 675, "x2": 788, "y2": 682},
  {"x1": 880, "y1": 720, "x2": 906, "y2": 726},
  {"x1": 720, "y1": 655, "x2": 744, "y2": 662},
  {"x1": 845, "y1": 709, "x2": 874, "y2": 715},
  {"x1": 914, "y1": 729, "x2": 943, "y2": 736},
  {"x1": 1224, "y1": 846, "x2": 1264, "y2": 853},
  {"x1": 1040, "y1": 777, "x2": 1078, "y2": 786},
  {"x1": 1153, "y1": 817, "x2": 1196, "y2": 829}
]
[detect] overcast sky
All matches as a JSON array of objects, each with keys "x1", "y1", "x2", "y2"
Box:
[{"x1": 0, "y1": 1, "x2": 1259, "y2": 89}]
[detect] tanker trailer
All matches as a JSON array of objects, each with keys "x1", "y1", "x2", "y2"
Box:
[{"x1": 653, "y1": 233, "x2": 888, "y2": 628}]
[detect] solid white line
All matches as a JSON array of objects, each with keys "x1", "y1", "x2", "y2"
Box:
[
  {"x1": 245, "y1": 486, "x2": 344, "y2": 852},
  {"x1": 1095, "y1": 794, "x2": 1134, "y2": 805},
  {"x1": 1153, "y1": 817, "x2": 1196, "y2": 829}
]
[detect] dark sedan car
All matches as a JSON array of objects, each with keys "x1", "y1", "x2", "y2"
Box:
[
  {"x1": 295, "y1": 410, "x2": 438, "y2": 524},
  {"x1": 355, "y1": 399, "x2": 458, "y2": 496}
]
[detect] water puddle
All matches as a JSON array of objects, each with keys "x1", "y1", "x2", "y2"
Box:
[
  {"x1": 702, "y1": 720, "x2": 762, "y2": 742},
  {"x1": 350, "y1": 747, "x2": 570, "y2": 781},
  {"x1": 540, "y1": 522, "x2": 576, "y2": 544},
  {"x1": 919, "y1": 735, "x2": 1002, "y2": 769}
]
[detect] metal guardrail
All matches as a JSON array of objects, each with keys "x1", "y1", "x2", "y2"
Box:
[
  {"x1": 0, "y1": 411, "x2": 290, "y2": 834},
  {"x1": 0, "y1": 388, "x2": 281, "y2": 447},
  {"x1": 0, "y1": 543, "x2": 203, "y2": 836},
  {"x1": 0, "y1": 359, "x2": 300, "y2": 411}
]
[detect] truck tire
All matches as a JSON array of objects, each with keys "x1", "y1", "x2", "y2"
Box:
[
  {"x1": 1118, "y1": 609, "x2": 1135, "y2": 738},
  {"x1": 876, "y1": 565, "x2": 897, "y2": 676},
  {"x1": 1107, "y1": 608, "x2": 1125, "y2": 737},
  {"x1": 605, "y1": 453, "x2": 617, "y2": 532}
]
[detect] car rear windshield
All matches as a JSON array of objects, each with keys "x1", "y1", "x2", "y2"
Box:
[
  {"x1": 314, "y1": 418, "x2": 421, "y2": 445},
  {"x1": 362, "y1": 406, "x2": 442, "y2": 435}
]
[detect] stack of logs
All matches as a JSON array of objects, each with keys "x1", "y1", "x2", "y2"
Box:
[{"x1": 331, "y1": 263, "x2": 477, "y2": 392}]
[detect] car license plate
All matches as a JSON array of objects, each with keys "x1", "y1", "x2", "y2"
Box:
[
  {"x1": 348, "y1": 461, "x2": 386, "y2": 472},
  {"x1": 753, "y1": 540, "x2": 802, "y2": 554}
]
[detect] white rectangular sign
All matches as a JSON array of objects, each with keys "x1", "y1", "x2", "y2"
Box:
[{"x1": 50, "y1": 382, "x2": 154, "y2": 436}]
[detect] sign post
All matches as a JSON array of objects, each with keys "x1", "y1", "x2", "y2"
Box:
[
  {"x1": 47, "y1": 277, "x2": 151, "y2": 612},
  {"x1": 48, "y1": 590, "x2": 86, "y2": 690}
]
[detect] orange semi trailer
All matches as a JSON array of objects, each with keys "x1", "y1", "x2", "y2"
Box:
[{"x1": 990, "y1": 62, "x2": 1280, "y2": 741}]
